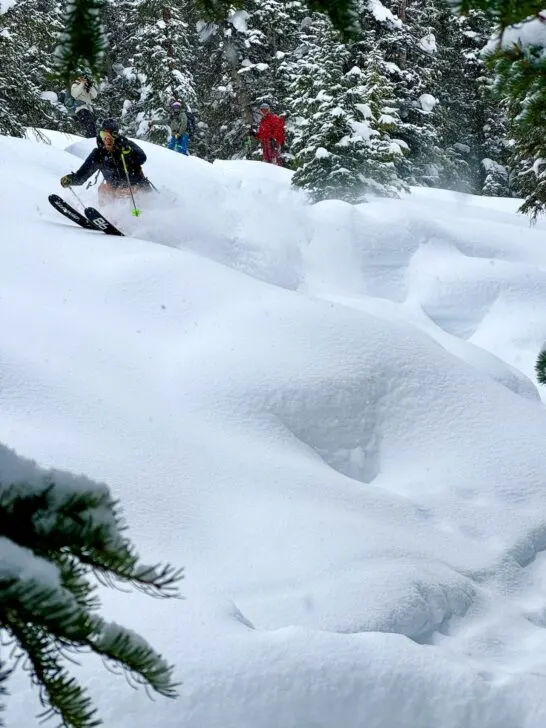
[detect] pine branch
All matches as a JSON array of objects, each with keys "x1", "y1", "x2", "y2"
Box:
[
  {"x1": 307, "y1": 0, "x2": 361, "y2": 40},
  {"x1": 536, "y1": 348, "x2": 546, "y2": 384},
  {"x1": 1, "y1": 482, "x2": 182, "y2": 597},
  {"x1": 0, "y1": 661, "x2": 9, "y2": 728},
  {"x1": 53, "y1": 0, "x2": 107, "y2": 85},
  {"x1": 88, "y1": 618, "x2": 178, "y2": 698},
  {"x1": 8, "y1": 624, "x2": 101, "y2": 728},
  {"x1": 0, "y1": 448, "x2": 183, "y2": 728},
  {"x1": 447, "y1": 1, "x2": 544, "y2": 28}
]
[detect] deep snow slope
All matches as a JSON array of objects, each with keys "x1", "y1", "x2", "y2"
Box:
[{"x1": 2, "y1": 131, "x2": 546, "y2": 728}]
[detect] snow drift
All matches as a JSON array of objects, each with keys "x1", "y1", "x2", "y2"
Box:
[{"x1": 1, "y1": 130, "x2": 546, "y2": 727}]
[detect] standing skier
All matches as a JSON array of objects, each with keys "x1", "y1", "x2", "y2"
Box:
[
  {"x1": 149, "y1": 100, "x2": 190, "y2": 155},
  {"x1": 256, "y1": 103, "x2": 285, "y2": 166},
  {"x1": 60, "y1": 119, "x2": 151, "y2": 204},
  {"x1": 70, "y1": 72, "x2": 98, "y2": 138}
]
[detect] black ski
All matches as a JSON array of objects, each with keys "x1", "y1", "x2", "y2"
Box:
[
  {"x1": 48, "y1": 194, "x2": 96, "y2": 230},
  {"x1": 84, "y1": 207, "x2": 124, "y2": 237}
]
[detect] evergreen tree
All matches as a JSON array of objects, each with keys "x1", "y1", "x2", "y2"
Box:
[
  {"x1": 449, "y1": 1, "x2": 546, "y2": 215},
  {"x1": 128, "y1": 0, "x2": 196, "y2": 139},
  {"x1": 0, "y1": 442, "x2": 181, "y2": 728},
  {"x1": 0, "y1": 0, "x2": 65, "y2": 136},
  {"x1": 102, "y1": 0, "x2": 196, "y2": 140},
  {"x1": 52, "y1": 0, "x2": 363, "y2": 87},
  {"x1": 54, "y1": 0, "x2": 107, "y2": 84},
  {"x1": 194, "y1": 14, "x2": 256, "y2": 161},
  {"x1": 358, "y1": 0, "x2": 445, "y2": 187},
  {"x1": 537, "y1": 348, "x2": 546, "y2": 386},
  {"x1": 287, "y1": 14, "x2": 405, "y2": 202},
  {"x1": 431, "y1": 5, "x2": 504, "y2": 193},
  {"x1": 195, "y1": 1, "x2": 307, "y2": 160}
]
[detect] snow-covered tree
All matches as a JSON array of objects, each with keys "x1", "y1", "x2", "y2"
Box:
[
  {"x1": 0, "y1": 442, "x2": 181, "y2": 728},
  {"x1": 194, "y1": 2, "x2": 307, "y2": 161},
  {"x1": 287, "y1": 14, "x2": 405, "y2": 202},
  {"x1": 0, "y1": 0, "x2": 65, "y2": 136},
  {"x1": 537, "y1": 348, "x2": 546, "y2": 385},
  {"x1": 54, "y1": 0, "x2": 107, "y2": 83},
  {"x1": 50, "y1": 0, "x2": 363, "y2": 85},
  {"x1": 103, "y1": 0, "x2": 196, "y2": 141},
  {"x1": 429, "y1": 5, "x2": 502, "y2": 193},
  {"x1": 358, "y1": 0, "x2": 444, "y2": 187},
  {"x1": 448, "y1": 1, "x2": 546, "y2": 216}
]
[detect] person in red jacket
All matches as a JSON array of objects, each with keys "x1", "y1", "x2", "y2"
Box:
[{"x1": 256, "y1": 103, "x2": 286, "y2": 165}]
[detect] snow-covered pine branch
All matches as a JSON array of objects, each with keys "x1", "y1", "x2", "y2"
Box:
[{"x1": 0, "y1": 442, "x2": 182, "y2": 728}]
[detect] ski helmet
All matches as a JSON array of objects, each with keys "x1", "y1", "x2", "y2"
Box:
[
  {"x1": 259, "y1": 102, "x2": 270, "y2": 112},
  {"x1": 100, "y1": 118, "x2": 120, "y2": 134},
  {"x1": 171, "y1": 100, "x2": 183, "y2": 111}
]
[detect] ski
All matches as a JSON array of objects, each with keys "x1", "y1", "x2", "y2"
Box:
[
  {"x1": 48, "y1": 194, "x2": 97, "y2": 230},
  {"x1": 84, "y1": 207, "x2": 124, "y2": 237},
  {"x1": 48, "y1": 195, "x2": 125, "y2": 236}
]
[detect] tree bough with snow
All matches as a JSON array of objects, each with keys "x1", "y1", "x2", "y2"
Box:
[
  {"x1": 52, "y1": 0, "x2": 362, "y2": 85},
  {"x1": 448, "y1": 0, "x2": 546, "y2": 215},
  {"x1": 537, "y1": 349, "x2": 546, "y2": 385},
  {"x1": 54, "y1": 0, "x2": 107, "y2": 84},
  {"x1": 0, "y1": 442, "x2": 182, "y2": 728}
]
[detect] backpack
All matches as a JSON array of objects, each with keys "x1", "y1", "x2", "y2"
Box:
[{"x1": 57, "y1": 90, "x2": 77, "y2": 113}]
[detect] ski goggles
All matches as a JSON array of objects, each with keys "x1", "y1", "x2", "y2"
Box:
[{"x1": 99, "y1": 130, "x2": 116, "y2": 141}]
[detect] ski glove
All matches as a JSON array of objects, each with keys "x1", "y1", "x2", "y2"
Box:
[{"x1": 60, "y1": 174, "x2": 74, "y2": 187}]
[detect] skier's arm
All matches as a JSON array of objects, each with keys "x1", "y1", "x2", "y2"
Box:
[
  {"x1": 64, "y1": 149, "x2": 101, "y2": 186},
  {"x1": 272, "y1": 116, "x2": 286, "y2": 145},
  {"x1": 119, "y1": 139, "x2": 147, "y2": 165},
  {"x1": 88, "y1": 84, "x2": 98, "y2": 101},
  {"x1": 70, "y1": 81, "x2": 85, "y2": 100},
  {"x1": 149, "y1": 116, "x2": 170, "y2": 126}
]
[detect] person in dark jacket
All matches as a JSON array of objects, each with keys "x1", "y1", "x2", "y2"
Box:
[
  {"x1": 60, "y1": 118, "x2": 151, "y2": 204},
  {"x1": 70, "y1": 72, "x2": 98, "y2": 138}
]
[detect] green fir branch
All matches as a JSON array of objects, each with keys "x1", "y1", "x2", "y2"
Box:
[
  {"x1": 53, "y1": 0, "x2": 107, "y2": 85},
  {"x1": 447, "y1": 0, "x2": 544, "y2": 28},
  {"x1": 536, "y1": 349, "x2": 546, "y2": 384},
  {"x1": 0, "y1": 464, "x2": 182, "y2": 728}
]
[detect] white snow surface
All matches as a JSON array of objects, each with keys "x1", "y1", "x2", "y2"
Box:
[
  {"x1": 2, "y1": 129, "x2": 546, "y2": 727},
  {"x1": 419, "y1": 32, "x2": 437, "y2": 53},
  {"x1": 368, "y1": 0, "x2": 402, "y2": 28},
  {"x1": 419, "y1": 93, "x2": 438, "y2": 112},
  {"x1": 484, "y1": 14, "x2": 546, "y2": 55},
  {"x1": 0, "y1": 0, "x2": 16, "y2": 12}
]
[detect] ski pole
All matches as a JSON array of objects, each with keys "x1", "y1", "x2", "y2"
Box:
[
  {"x1": 68, "y1": 186, "x2": 86, "y2": 209},
  {"x1": 120, "y1": 153, "x2": 142, "y2": 217}
]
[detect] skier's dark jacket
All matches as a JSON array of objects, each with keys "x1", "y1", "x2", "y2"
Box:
[{"x1": 69, "y1": 135, "x2": 148, "y2": 188}]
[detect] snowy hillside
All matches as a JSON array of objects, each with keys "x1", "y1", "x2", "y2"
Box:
[{"x1": 2, "y1": 131, "x2": 546, "y2": 728}]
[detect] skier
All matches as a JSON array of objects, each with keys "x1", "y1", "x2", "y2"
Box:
[
  {"x1": 149, "y1": 100, "x2": 191, "y2": 155},
  {"x1": 60, "y1": 118, "x2": 151, "y2": 205},
  {"x1": 255, "y1": 103, "x2": 286, "y2": 166},
  {"x1": 70, "y1": 72, "x2": 98, "y2": 138}
]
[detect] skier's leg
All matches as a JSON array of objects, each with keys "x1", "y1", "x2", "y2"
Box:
[
  {"x1": 98, "y1": 182, "x2": 113, "y2": 206},
  {"x1": 179, "y1": 133, "x2": 190, "y2": 155},
  {"x1": 167, "y1": 135, "x2": 177, "y2": 150},
  {"x1": 261, "y1": 141, "x2": 272, "y2": 163}
]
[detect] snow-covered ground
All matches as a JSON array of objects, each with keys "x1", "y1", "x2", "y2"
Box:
[{"x1": 2, "y1": 130, "x2": 546, "y2": 727}]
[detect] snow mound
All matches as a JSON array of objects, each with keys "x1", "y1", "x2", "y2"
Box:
[{"x1": 2, "y1": 131, "x2": 546, "y2": 727}]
